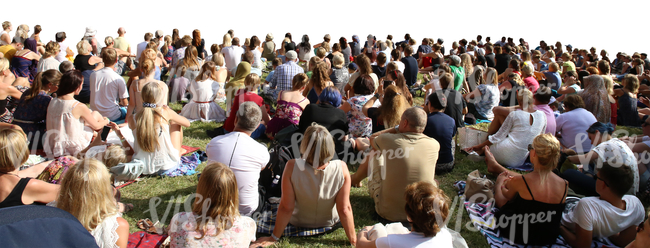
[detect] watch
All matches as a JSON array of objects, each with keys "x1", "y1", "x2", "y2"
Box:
[{"x1": 394, "y1": 125, "x2": 399, "y2": 132}]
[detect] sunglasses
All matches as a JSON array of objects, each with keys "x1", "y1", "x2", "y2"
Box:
[
  {"x1": 527, "y1": 144, "x2": 535, "y2": 151},
  {"x1": 593, "y1": 174, "x2": 610, "y2": 187}
]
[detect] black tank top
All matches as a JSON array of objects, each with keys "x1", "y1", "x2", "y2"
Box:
[
  {"x1": 0, "y1": 98, "x2": 7, "y2": 112},
  {"x1": 0, "y1": 178, "x2": 44, "y2": 209},
  {"x1": 496, "y1": 176, "x2": 567, "y2": 246},
  {"x1": 73, "y1": 54, "x2": 96, "y2": 72}
]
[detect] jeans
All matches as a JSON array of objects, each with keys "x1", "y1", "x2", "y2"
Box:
[
  {"x1": 110, "y1": 107, "x2": 128, "y2": 124},
  {"x1": 224, "y1": 124, "x2": 266, "y2": 140},
  {"x1": 561, "y1": 169, "x2": 598, "y2": 197}
]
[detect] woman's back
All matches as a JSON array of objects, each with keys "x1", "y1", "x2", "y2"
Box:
[
  {"x1": 262, "y1": 41, "x2": 275, "y2": 61},
  {"x1": 90, "y1": 213, "x2": 122, "y2": 248},
  {"x1": 132, "y1": 119, "x2": 180, "y2": 175},
  {"x1": 189, "y1": 79, "x2": 217, "y2": 102},
  {"x1": 169, "y1": 212, "x2": 256, "y2": 248},
  {"x1": 132, "y1": 80, "x2": 169, "y2": 115},
  {"x1": 45, "y1": 98, "x2": 92, "y2": 158},
  {"x1": 290, "y1": 159, "x2": 345, "y2": 228},
  {"x1": 74, "y1": 54, "x2": 95, "y2": 72}
]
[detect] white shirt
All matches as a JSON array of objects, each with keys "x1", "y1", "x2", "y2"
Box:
[
  {"x1": 135, "y1": 41, "x2": 148, "y2": 61},
  {"x1": 206, "y1": 132, "x2": 270, "y2": 216},
  {"x1": 222, "y1": 45, "x2": 245, "y2": 72},
  {"x1": 55, "y1": 42, "x2": 70, "y2": 62},
  {"x1": 393, "y1": 61, "x2": 405, "y2": 73},
  {"x1": 561, "y1": 196, "x2": 644, "y2": 238},
  {"x1": 376, "y1": 228, "x2": 453, "y2": 248},
  {"x1": 89, "y1": 67, "x2": 129, "y2": 120},
  {"x1": 37, "y1": 57, "x2": 61, "y2": 73},
  {"x1": 556, "y1": 108, "x2": 597, "y2": 153}
]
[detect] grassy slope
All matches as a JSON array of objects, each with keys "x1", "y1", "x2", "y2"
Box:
[{"x1": 119, "y1": 74, "x2": 648, "y2": 248}]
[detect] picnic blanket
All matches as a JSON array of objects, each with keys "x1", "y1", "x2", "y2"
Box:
[
  {"x1": 127, "y1": 231, "x2": 168, "y2": 248},
  {"x1": 256, "y1": 199, "x2": 340, "y2": 236},
  {"x1": 464, "y1": 198, "x2": 618, "y2": 248}
]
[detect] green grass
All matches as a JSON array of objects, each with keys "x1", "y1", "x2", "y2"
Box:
[{"x1": 117, "y1": 72, "x2": 649, "y2": 247}]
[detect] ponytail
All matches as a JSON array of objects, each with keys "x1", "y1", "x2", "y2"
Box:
[
  {"x1": 135, "y1": 83, "x2": 165, "y2": 153},
  {"x1": 27, "y1": 70, "x2": 61, "y2": 101}
]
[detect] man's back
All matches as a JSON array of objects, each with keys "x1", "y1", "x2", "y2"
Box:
[
  {"x1": 206, "y1": 132, "x2": 270, "y2": 216},
  {"x1": 113, "y1": 37, "x2": 130, "y2": 52},
  {"x1": 222, "y1": 45, "x2": 244, "y2": 72},
  {"x1": 401, "y1": 56, "x2": 418, "y2": 86},
  {"x1": 485, "y1": 53, "x2": 496, "y2": 68},
  {"x1": 372, "y1": 132, "x2": 439, "y2": 221},
  {"x1": 135, "y1": 41, "x2": 148, "y2": 60},
  {"x1": 271, "y1": 61, "x2": 304, "y2": 91},
  {"x1": 89, "y1": 68, "x2": 128, "y2": 120}
]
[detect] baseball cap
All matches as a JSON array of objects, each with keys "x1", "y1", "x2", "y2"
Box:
[
  {"x1": 450, "y1": 55, "x2": 461, "y2": 65},
  {"x1": 348, "y1": 62, "x2": 358, "y2": 71},
  {"x1": 155, "y1": 30, "x2": 164, "y2": 38},
  {"x1": 437, "y1": 38, "x2": 444, "y2": 44},
  {"x1": 285, "y1": 50, "x2": 298, "y2": 60}
]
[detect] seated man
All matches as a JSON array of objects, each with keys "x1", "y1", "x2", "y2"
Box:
[
  {"x1": 89, "y1": 48, "x2": 129, "y2": 124},
  {"x1": 206, "y1": 101, "x2": 270, "y2": 217},
  {"x1": 423, "y1": 91, "x2": 456, "y2": 173},
  {"x1": 560, "y1": 162, "x2": 644, "y2": 248},
  {"x1": 356, "y1": 107, "x2": 440, "y2": 222},
  {"x1": 487, "y1": 85, "x2": 555, "y2": 135}
]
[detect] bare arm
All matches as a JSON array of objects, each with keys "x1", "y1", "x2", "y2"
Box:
[
  {"x1": 115, "y1": 217, "x2": 130, "y2": 248},
  {"x1": 568, "y1": 150, "x2": 599, "y2": 165},
  {"x1": 339, "y1": 101, "x2": 352, "y2": 113},
  {"x1": 335, "y1": 161, "x2": 356, "y2": 246},
  {"x1": 24, "y1": 180, "x2": 60, "y2": 204},
  {"x1": 163, "y1": 105, "x2": 191, "y2": 127},
  {"x1": 609, "y1": 225, "x2": 637, "y2": 247},
  {"x1": 560, "y1": 225, "x2": 592, "y2": 248},
  {"x1": 362, "y1": 96, "x2": 378, "y2": 117},
  {"x1": 0, "y1": 33, "x2": 10, "y2": 45},
  {"x1": 76, "y1": 105, "x2": 110, "y2": 131},
  {"x1": 88, "y1": 56, "x2": 103, "y2": 65}
]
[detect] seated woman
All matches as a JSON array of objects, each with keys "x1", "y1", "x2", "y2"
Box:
[
  {"x1": 555, "y1": 71, "x2": 580, "y2": 102},
  {"x1": 614, "y1": 75, "x2": 641, "y2": 127},
  {"x1": 466, "y1": 88, "x2": 546, "y2": 169},
  {"x1": 564, "y1": 122, "x2": 639, "y2": 196},
  {"x1": 340, "y1": 75, "x2": 375, "y2": 138},
  {"x1": 179, "y1": 62, "x2": 226, "y2": 122},
  {"x1": 384, "y1": 70, "x2": 413, "y2": 106},
  {"x1": 298, "y1": 86, "x2": 349, "y2": 155},
  {"x1": 364, "y1": 84, "x2": 408, "y2": 134},
  {"x1": 483, "y1": 133, "x2": 568, "y2": 246},
  {"x1": 303, "y1": 62, "x2": 333, "y2": 104},
  {"x1": 132, "y1": 83, "x2": 191, "y2": 175},
  {"x1": 224, "y1": 59, "x2": 251, "y2": 112},
  {"x1": 580, "y1": 75, "x2": 611, "y2": 123},
  {"x1": 168, "y1": 65, "x2": 189, "y2": 103},
  {"x1": 56, "y1": 158, "x2": 129, "y2": 248},
  {"x1": 0, "y1": 128, "x2": 59, "y2": 209},
  {"x1": 12, "y1": 70, "x2": 60, "y2": 149},
  {"x1": 37, "y1": 41, "x2": 61, "y2": 73},
  {"x1": 0, "y1": 58, "x2": 26, "y2": 124},
  {"x1": 498, "y1": 73, "x2": 525, "y2": 107},
  {"x1": 169, "y1": 162, "x2": 256, "y2": 247},
  {"x1": 497, "y1": 59, "x2": 521, "y2": 83},
  {"x1": 252, "y1": 124, "x2": 356, "y2": 247},
  {"x1": 265, "y1": 73, "x2": 309, "y2": 138},
  {"x1": 464, "y1": 67, "x2": 499, "y2": 120},
  {"x1": 44, "y1": 70, "x2": 110, "y2": 158},
  {"x1": 521, "y1": 63, "x2": 540, "y2": 92},
  {"x1": 73, "y1": 40, "x2": 102, "y2": 73},
  {"x1": 211, "y1": 53, "x2": 228, "y2": 103},
  {"x1": 171, "y1": 45, "x2": 201, "y2": 82},
  {"x1": 330, "y1": 54, "x2": 350, "y2": 92},
  {"x1": 11, "y1": 38, "x2": 41, "y2": 84},
  {"x1": 127, "y1": 58, "x2": 169, "y2": 127},
  {"x1": 356, "y1": 181, "x2": 453, "y2": 247},
  {"x1": 555, "y1": 95, "x2": 597, "y2": 153}
]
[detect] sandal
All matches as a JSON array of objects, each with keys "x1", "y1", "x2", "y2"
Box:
[{"x1": 136, "y1": 218, "x2": 157, "y2": 233}]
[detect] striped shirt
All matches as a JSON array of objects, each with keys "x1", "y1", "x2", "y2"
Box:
[{"x1": 270, "y1": 61, "x2": 304, "y2": 91}]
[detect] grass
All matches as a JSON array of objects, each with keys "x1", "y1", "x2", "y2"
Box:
[{"x1": 118, "y1": 71, "x2": 649, "y2": 247}]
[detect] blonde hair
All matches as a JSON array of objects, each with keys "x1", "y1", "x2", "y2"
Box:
[
  {"x1": 0, "y1": 128, "x2": 29, "y2": 173},
  {"x1": 44, "y1": 41, "x2": 60, "y2": 58},
  {"x1": 76, "y1": 40, "x2": 91, "y2": 54},
  {"x1": 243, "y1": 73, "x2": 260, "y2": 90},
  {"x1": 460, "y1": 53, "x2": 473, "y2": 77},
  {"x1": 517, "y1": 88, "x2": 534, "y2": 108},
  {"x1": 192, "y1": 162, "x2": 239, "y2": 239},
  {"x1": 521, "y1": 63, "x2": 535, "y2": 77},
  {"x1": 212, "y1": 52, "x2": 225, "y2": 67},
  {"x1": 300, "y1": 124, "x2": 335, "y2": 166},
  {"x1": 16, "y1": 24, "x2": 29, "y2": 39},
  {"x1": 0, "y1": 58, "x2": 8, "y2": 71},
  {"x1": 316, "y1": 47, "x2": 327, "y2": 59},
  {"x1": 622, "y1": 74, "x2": 640, "y2": 94},
  {"x1": 104, "y1": 36, "x2": 114, "y2": 46},
  {"x1": 57, "y1": 158, "x2": 118, "y2": 231},
  {"x1": 135, "y1": 83, "x2": 166, "y2": 153},
  {"x1": 222, "y1": 33, "x2": 232, "y2": 47},
  {"x1": 531, "y1": 134, "x2": 561, "y2": 183},
  {"x1": 602, "y1": 76, "x2": 614, "y2": 95},
  {"x1": 1, "y1": 21, "x2": 10, "y2": 30},
  {"x1": 549, "y1": 62, "x2": 559, "y2": 72},
  {"x1": 562, "y1": 52, "x2": 572, "y2": 61},
  {"x1": 139, "y1": 48, "x2": 157, "y2": 66},
  {"x1": 102, "y1": 145, "x2": 127, "y2": 169},
  {"x1": 485, "y1": 67, "x2": 498, "y2": 85},
  {"x1": 332, "y1": 54, "x2": 344, "y2": 69},
  {"x1": 140, "y1": 59, "x2": 155, "y2": 77}
]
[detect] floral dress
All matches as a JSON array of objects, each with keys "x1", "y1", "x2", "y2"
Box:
[
  {"x1": 169, "y1": 212, "x2": 256, "y2": 248},
  {"x1": 347, "y1": 94, "x2": 373, "y2": 138},
  {"x1": 0, "y1": 85, "x2": 29, "y2": 123},
  {"x1": 265, "y1": 92, "x2": 308, "y2": 137}
]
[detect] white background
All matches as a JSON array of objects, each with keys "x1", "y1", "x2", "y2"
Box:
[{"x1": 4, "y1": 0, "x2": 650, "y2": 56}]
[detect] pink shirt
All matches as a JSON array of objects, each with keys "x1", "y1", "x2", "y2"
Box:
[
  {"x1": 523, "y1": 76, "x2": 540, "y2": 92},
  {"x1": 535, "y1": 104, "x2": 556, "y2": 134}
]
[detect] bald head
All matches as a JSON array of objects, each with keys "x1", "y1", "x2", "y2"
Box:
[
  {"x1": 401, "y1": 107, "x2": 427, "y2": 133},
  {"x1": 117, "y1": 27, "x2": 125, "y2": 36}
]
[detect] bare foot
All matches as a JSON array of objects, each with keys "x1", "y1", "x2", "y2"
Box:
[
  {"x1": 483, "y1": 146, "x2": 502, "y2": 175},
  {"x1": 180, "y1": 148, "x2": 187, "y2": 156}
]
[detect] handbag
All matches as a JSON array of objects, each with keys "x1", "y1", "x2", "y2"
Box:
[{"x1": 464, "y1": 170, "x2": 494, "y2": 203}]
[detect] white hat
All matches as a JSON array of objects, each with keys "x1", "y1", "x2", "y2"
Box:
[
  {"x1": 84, "y1": 27, "x2": 97, "y2": 37},
  {"x1": 285, "y1": 50, "x2": 298, "y2": 60}
]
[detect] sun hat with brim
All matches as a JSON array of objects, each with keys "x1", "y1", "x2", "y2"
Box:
[{"x1": 84, "y1": 27, "x2": 96, "y2": 37}]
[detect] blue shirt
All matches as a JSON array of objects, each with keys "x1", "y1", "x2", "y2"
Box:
[
  {"x1": 269, "y1": 61, "x2": 304, "y2": 91},
  {"x1": 423, "y1": 112, "x2": 456, "y2": 164},
  {"x1": 543, "y1": 71, "x2": 562, "y2": 90}
]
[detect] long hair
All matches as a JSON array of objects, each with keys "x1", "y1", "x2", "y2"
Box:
[
  {"x1": 192, "y1": 162, "x2": 239, "y2": 239},
  {"x1": 182, "y1": 45, "x2": 200, "y2": 68},
  {"x1": 135, "y1": 83, "x2": 166, "y2": 153},
  {"x1": 378, "y1": 85, "x2": 408, "y2": 128},
  {"x1": 192, "y1": 29, "x2": 201, "y2": 47},
  {"x1": 309, "y1": 62, "x2": 330, "y2": 91},
  {"x1": 196, "y1": 61, "x2": 217, "y2": 82},
  {"x1": 172, "y1": 29, "x2": 180, "y2": 44},
  {"x1": 299, "y1": 35, "x2": 311, "y2": 52},
  {"x1": 57, "y1": 159, "x2": 119, "y2": 231},
  {"x1": 390, "y1": 70, "x2": 414, "y2": 105},
  {"x1": 222, "y1": 33, "x2": 231, "y2": 47},
  {"x1": 162, "y1": 35, "x2": 172, "y2": 55},
  {"x1": 26, "y1": 70, "x2": 61, "y2": 102},
  {"x1": 460, "y1": 53, "x2": 473, "y2": 77}
]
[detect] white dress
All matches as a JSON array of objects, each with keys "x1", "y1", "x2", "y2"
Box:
[
  {"x1": 132, "y1": 122, "x2": 180, "y2": 175},
  {"x1": 37, "y1": 57, "x2": 61, "y2": 73},
  {"x1": 91, "y1": 213, "x2": 122, "y2": 248},
  {"x1": 251, "y1": 48, "x2": 263, "y2": 68},
  {"x1": 488, "y1": 110, "x2": 546, "y2": 167},
  {"x1": 0, "y1": 30, "x2": 9, "y2": 46},
  {"x1": 180, "y1": 79, "x2": 226, "y2": 122}
]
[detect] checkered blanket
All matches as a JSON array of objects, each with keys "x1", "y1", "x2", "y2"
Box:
[
  {"x1": 256, "y1": 201, "x2": 339, "y2": 236},
  {"x1": 464, "y1": 198, "x2": 619, "y2": 248}
]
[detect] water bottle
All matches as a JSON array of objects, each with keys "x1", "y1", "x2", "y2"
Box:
[{"x1": 271, "y1": 175, "x2": 281, "y2": 188}]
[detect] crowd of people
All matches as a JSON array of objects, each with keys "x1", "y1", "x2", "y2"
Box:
[{"x1": 0, "y1": 21, "x2": 649, "y2": 248}]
